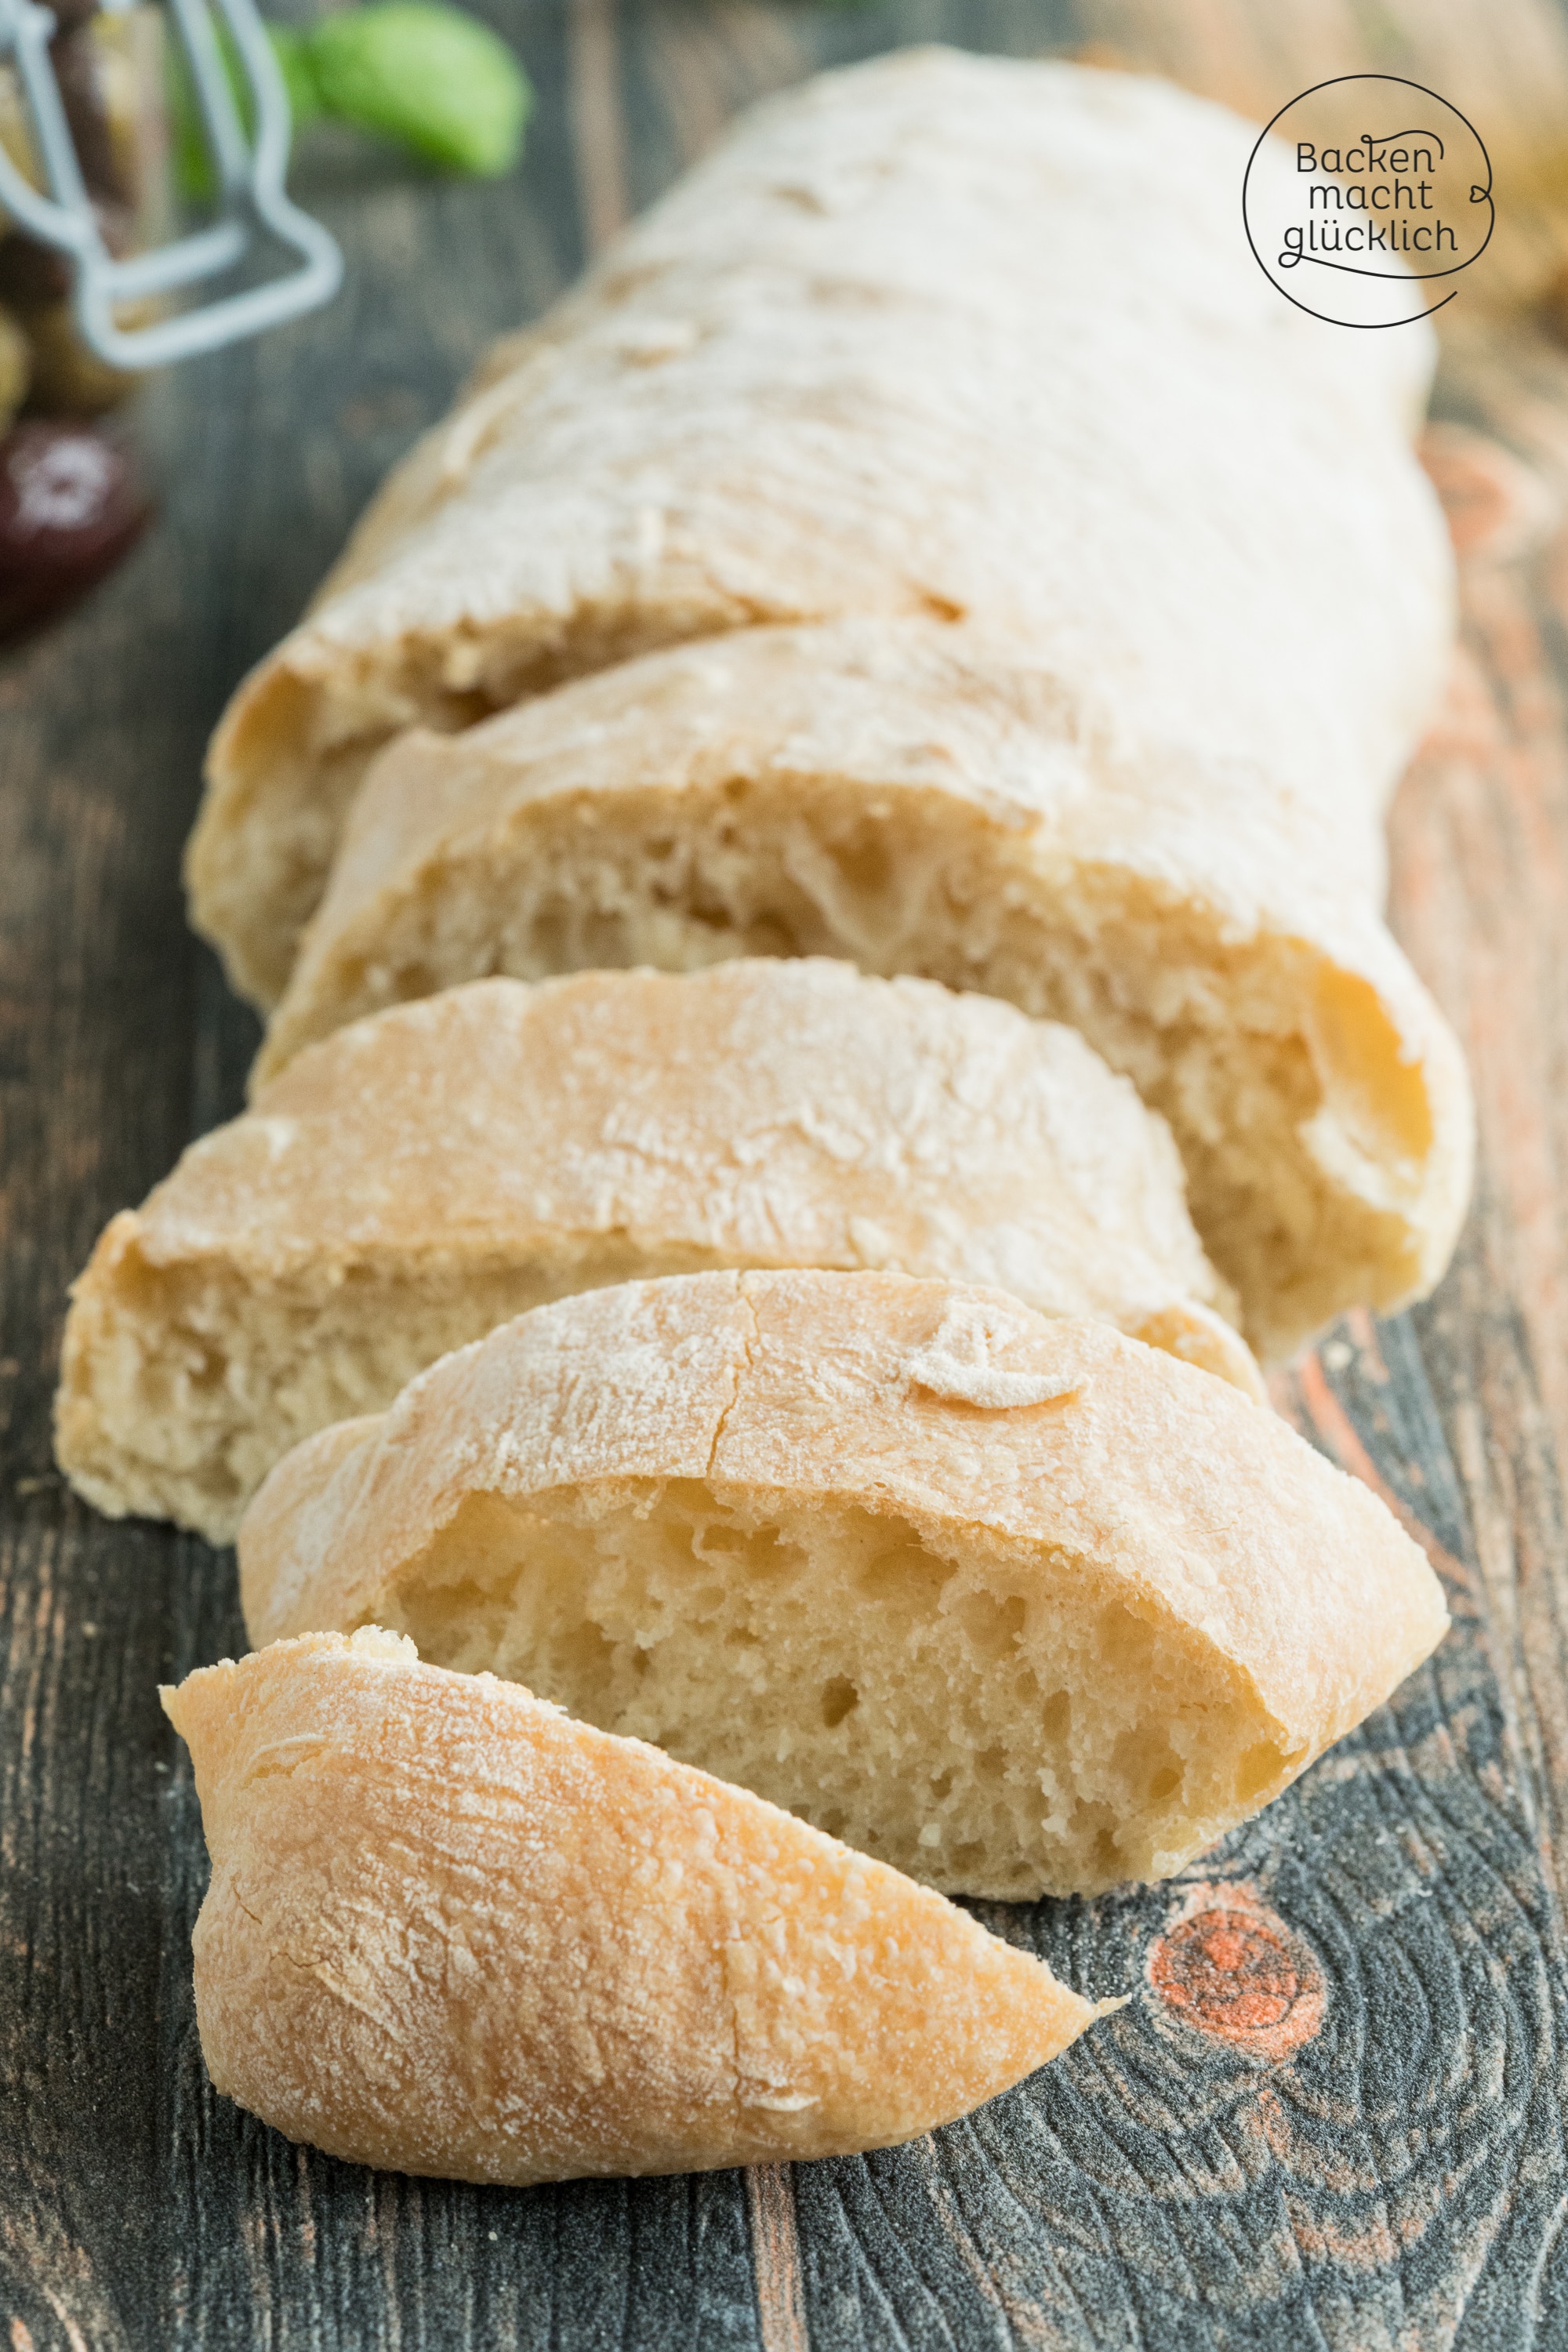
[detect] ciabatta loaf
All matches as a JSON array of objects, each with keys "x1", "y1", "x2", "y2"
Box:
[
  {"x1": 240, "y1": 1272, "x2": 1450, "y2": 1899},
  {"x1": 188, "y1": 49, "x2": 1450, "y2": 1007},
  {"x1": 252, "y1": 625, "x2": 1472, "y2": 1359},
  {"x1": 54, "y1": 962, "x2": 1257, "y2": 1544},
  {"x1": 162, "y1": 1628, "x2": 1105, "y2": 2182}
]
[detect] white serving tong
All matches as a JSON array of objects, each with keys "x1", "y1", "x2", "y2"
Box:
[{"x1": 0, "y1": 0, "x2": 341, "y2": 367}]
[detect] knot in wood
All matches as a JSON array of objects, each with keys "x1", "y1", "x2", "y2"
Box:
[{"x1": 1148, "y1": 1900, "x2": 1326, "y2": 2060}]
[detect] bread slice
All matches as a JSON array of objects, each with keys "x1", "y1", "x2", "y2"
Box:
[
  {"x1": 240, "y1": 1270, "x2": 1450, "y2": 1900},
  {"x1": 250, "y1": 622, "x2": 1472, "y2": 1361},
  {"x1": 187, "y1": 49, "x2": 1450, "y2": 1007},
  {"x1": 162, "y1": 1628, "x2": 1105, "y2": 2183},
  {"x1": 53, "y1": 961, "x2": 1258, "y2": 1546}
]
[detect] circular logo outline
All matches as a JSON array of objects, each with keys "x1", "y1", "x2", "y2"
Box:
[{"x1": 1242, "y1": 74, "x2": 1494, "y2": 331}]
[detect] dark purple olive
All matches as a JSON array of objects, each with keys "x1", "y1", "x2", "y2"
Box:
[{"x1": 0, "y1": 422, "x2": 152, "y2": 644}]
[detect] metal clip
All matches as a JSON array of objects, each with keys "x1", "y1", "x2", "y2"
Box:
[{"x1": 0, "y1": 0, "x2": 342, "y2": 368}]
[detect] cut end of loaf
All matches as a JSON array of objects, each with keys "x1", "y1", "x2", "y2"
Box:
[
  {"x1": 162, "y1": 1628, "x2": 1104, "y2": 2182},
  {"x1": 368, "y1": 1476, "x2": 1305, "y2": 1900},
  {"x1": 53, "y1": 1213, "x2": 726, "y2": 1546},
  {"x1": 53, "y1": 960, "x2": 1261, "y2": 1544},
  {"x1": 238, "y1": 1271, "x2": 1450, "y2": 1903}
]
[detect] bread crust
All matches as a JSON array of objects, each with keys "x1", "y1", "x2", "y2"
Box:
[
  {"x1": 249, "y1": 622, "x2": 1473, "y2": 1358},
  {"x1": 161, "y1": 1628, "x2": 1103, "y2": 2182},
  {"x1": 187, "y1": 49, "x2": 1451, "y2": 1007},
  {"x1": 53, "y1": 962, "x2": 1258, "y2": 1543},
  {"x1": 240, "y1": 1269, "x2": 1450, "y2": 1890}
]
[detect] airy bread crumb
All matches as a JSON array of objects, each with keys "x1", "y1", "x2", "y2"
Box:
[{"x1": 240, "y1": 1270, "x2": 1450, "y2": 1899}]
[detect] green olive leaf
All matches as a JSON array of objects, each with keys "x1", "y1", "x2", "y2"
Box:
[
  {"x1": 303, "y1": 3, "x2": 532, "y2": 179},
  {"x1": 169, "y1": 5, "x2": 528, "y2": 201},
  {"x1": 267, "y1": 24, "x2": 325, "y2": 132}
]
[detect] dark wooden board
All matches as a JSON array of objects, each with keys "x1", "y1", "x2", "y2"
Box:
[{"x1": 5, "y1": 2, "x2": 1568, "y2": 2343}]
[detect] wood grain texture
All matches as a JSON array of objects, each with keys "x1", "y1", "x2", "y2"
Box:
[{"x1": 5, "y1": 2, "x2": 1568, "y2": 2345}]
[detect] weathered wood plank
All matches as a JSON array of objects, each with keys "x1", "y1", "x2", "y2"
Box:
[{"x1": 5, "y1": 2, "x2": 1568, "y2": 2346}]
